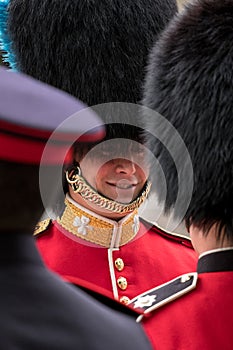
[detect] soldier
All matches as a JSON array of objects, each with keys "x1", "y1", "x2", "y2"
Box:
[
  {"x1": 0, "y1": 66, "x2": 152, "y2": 350},
  {"x1": 131, "y1": 1, "x2": 233, "y2": 349},
  {"x1": 0, "y1": 0, "x2": 197, "y2": 306}
]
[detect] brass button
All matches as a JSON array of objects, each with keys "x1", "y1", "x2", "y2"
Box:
[
  {"x1": 117, "y1": 276, "x2": 128, "y2": 290},
  {"x1": 115, "y1": 258, "x2": 124, "y2": 271},
  {"x1": 120, "y1": 296, "x2": 130, "y2": 305}
]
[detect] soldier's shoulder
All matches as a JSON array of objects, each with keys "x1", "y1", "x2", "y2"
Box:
[
  {"x1": 33, "y1": 218, "x2": 52, "y2": 237},
  {"x1": 129, "y1": 272, "x2": 198, "y2": 321},
  {"x1": 140, "y1": 217, "x2": 193, "y2": 248}
]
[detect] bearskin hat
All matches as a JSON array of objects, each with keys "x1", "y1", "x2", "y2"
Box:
[
  {"x1": 4, "y1": 0, "x2": 176, "y2": 107},
  {"x1": 143, "y1": 0, "x2": 233, "y2": 237},
  {"x1": 0, "y1": 0, "x2": 177, "y2": 144}
]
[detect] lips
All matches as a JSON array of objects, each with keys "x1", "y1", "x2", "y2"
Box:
[
  {"x1": 107, "y1": 179, "x2": 137, "y2": 190},
  {"x1": 116, "y1": 184, "x2": 136, "y2": 189}
]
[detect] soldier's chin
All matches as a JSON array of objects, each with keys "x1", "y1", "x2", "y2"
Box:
[
  {"x1": 114, "y1": 190, "x2": 135, "y2": 204},
  {"x1": 97, "y1": 188, "x2": 135, "y2": 204}
]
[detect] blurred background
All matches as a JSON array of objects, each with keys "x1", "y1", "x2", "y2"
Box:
[{"x1": 177, "y1": 0, "x2": 188, "y2": 10}]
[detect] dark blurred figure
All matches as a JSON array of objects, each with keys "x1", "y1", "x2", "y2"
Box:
[{"x1": 0, "y1": 66, "x2": 152, "y2": 350}]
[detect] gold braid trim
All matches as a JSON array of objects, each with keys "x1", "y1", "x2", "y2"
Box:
[
  {"x1": 57, "y1": 198, "x2": 139, "y2": 248},
  {"x1": 66, "y1": 169, "x2": 151, "y2": 214}
]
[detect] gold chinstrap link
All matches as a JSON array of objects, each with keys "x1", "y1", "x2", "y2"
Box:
[{"x1": 66, "y1": 168, "x2": 151, "y2": 214}]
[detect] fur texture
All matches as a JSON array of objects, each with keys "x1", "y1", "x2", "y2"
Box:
[
  {"x1": 143, "y1": 0, "x2": 233, "y2": 238},
  {"x1": 7, "y1": 0, "x2": 177, "y2": 106}
]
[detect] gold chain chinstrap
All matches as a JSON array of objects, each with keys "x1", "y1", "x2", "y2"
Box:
[{"x1": 66, "y1": 167, "x2": 151, "y2": 214}]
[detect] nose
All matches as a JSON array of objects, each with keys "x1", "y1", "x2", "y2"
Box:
[{"x1": 114, "y1": 158, "x2": 136, "y2": 175}]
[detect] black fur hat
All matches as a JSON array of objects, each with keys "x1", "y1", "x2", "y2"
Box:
[
  {"x1": 143, "y1": 0, "x2": 233, "y2": 238},
  {"x1": 6, "y1": 0, "x2": 177, "y2": 107}
]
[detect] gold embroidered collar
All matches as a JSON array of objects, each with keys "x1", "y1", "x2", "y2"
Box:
[{"x1": 57, "y1": 195, "x2": 140, "y2": 248}]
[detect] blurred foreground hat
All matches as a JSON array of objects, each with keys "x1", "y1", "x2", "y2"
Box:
[{"x1": 0, "y1": 67, "x2": 104, "y2": 164}]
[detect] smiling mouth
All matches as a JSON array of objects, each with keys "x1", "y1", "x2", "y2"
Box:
[{"x1": 107, "y1": 182, "x2": 137, "y2": 190}]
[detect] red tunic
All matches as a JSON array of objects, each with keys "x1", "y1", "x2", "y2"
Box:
[
  {"x1": 140, "y1": 249, "x2": 233, "y2": 350},
  {"x1": 35, "y1": 199, "x2": 197, "y2": 303}
]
